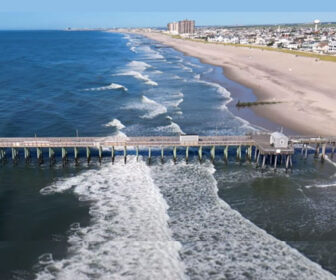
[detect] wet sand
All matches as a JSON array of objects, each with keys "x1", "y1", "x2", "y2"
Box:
[{"x1": 138, "y1": 31, "x2": 336, "y2": 136}]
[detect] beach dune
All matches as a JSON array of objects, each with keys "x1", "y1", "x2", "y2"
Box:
[{"x1": 140, "y1": 32, "x2": 336, "y2": 136}]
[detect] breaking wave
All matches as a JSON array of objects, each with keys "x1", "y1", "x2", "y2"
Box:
[
  {"x1": 104, "y1": 118, "x2": 125, "y2": 130},
  {"x1": 140, "y1": 96, "x2": 167, "y2": 119},
  {"x1": 156, "y1": 121, "x2": 184, "y2": 135},
  {"x1": 116, "y1": 71, "x2": 158, "y2": 86},
  {"x1": 84, "y1": 83, "x2": 128, "y2": 92}
]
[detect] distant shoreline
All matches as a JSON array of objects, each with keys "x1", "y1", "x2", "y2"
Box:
[{"x1": 131, "y1": 31, "x2": 336, "y2": 136}]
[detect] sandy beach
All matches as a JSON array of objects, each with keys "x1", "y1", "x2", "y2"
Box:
[{"x1": 136, "y1": 31, "x2": 336, "y2": 136}]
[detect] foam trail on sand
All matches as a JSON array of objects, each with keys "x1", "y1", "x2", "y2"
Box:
[
  {"x1": 84, "y1": 83, "x2": 128, "y2": 92},
  {"x1": 151, "y1": 160, "x2": 336, "y2": 279},
  {"x1": 37, "y1": 159, "x2": 186, "y2": 280}
]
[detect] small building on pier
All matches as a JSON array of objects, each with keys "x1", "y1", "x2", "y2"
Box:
[{"x1": 270, "y1": 132, "x2": 289, "y2": 148}]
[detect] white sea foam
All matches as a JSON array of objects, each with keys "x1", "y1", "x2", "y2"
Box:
[
  {"x1": 84, "y1": 83, "x2": 128, "y2": 92},
  {"x1": 104, "y1": 118, "x2": 125, "y2": 130},
  {"x1": 37, "y1": 159, "x2": 186, "y2": 280},
  {"x1": 150, "y1": 160, "x2": 335, "y2": 280},
  {"x1": 116, "y1": 71, "x2": 158, "y2": 86}
]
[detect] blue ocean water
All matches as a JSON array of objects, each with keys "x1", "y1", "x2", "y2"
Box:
[{"x1": 0, "y1": 31, "x2": 336, "y2": 279}]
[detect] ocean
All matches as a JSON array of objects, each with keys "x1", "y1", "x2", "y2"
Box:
[{"x1": 0, "y1": 30, "x2": 336, "y2": 279}]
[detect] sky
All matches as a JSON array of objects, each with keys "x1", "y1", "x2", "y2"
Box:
[{"x1": 1, "y1": 0, "x2": 336, "y2": 29}]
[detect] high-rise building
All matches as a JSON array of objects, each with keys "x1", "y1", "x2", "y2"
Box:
[
  {"x1": 167, "y1": 19, "x2": 195, "y2": 35},
  {"x1": 178, "y1": 20, "x2": 195, "y2": 34},
  {"x1": 167, "y1": 22, "x2": 179, "y2": 34}
]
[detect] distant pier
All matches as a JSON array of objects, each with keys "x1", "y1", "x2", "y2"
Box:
[{"x1": 0, "y1": 134, "x2": 335, "y2": 172}]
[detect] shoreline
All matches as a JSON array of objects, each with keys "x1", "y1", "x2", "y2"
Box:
[{"x1": 135, "y1": 31, "x2": 336, "y2": 136}]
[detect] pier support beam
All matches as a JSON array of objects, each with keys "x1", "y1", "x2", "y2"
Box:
[
  {"x1": 62, "y1": 148, "x2": 67, "y2": 166},
  {"x1": 49, "y1": 148, "x2": 56, "y2": 166},
  {"x1": 135, "y1": 146, "x2": 138, "y2": 162},
  {"x1": 123, "y1": 146, "x2": 127, "y2": 164},
  {"x1": 86, "y1": 147, "x2": 91, "y2": 164},
  {"x1": 37, "y1": 147, "x2": 43, "y2": 165},
  {"x1": 74, "y1": 147, "x2": 79, "y2": 165},
  {"x1": 198, "y1": 146, "x2": 202, "y2": 162},
  {"x1": 210, "y1": 146, "x2": 215, "y2": 162},
  {"x1": 98, "y1": 146, "x2": 102, "y2": 164},
  {"x1": 161, "y1": 147, "x2": 164, "y2": 163},
  {"x1": 173, "y1": 146, "x2": 177, "y2": 163},
  {"x1": 321, "y1": 144, "x2": 326, "y2": 163},
  {"x1": 185, "y1": 146, "x2": 189, "y2": 163}
]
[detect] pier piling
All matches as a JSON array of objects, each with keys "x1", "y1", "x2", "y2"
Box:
[
  {"x1": 62, "y1": 148, "x2": 67, "y2": 166},
  {"x1": 321, "y1": 144, "x2": 326, "y2": 163},
  {"x1": 173, "y1": 146, "x2": 177, "y2": 163},
  {"x1": 148, "y1": 147, "x2": 151, "y2": 164},
  {"x1": 124, "y1": 146, "x2": 127, "y2": 164},
  {"x1": 198, "y1": 146, "x2": 202, "y2": 162},
  {"x1": 37, "y1": 147, "x2": 43, "y2": 165},
  {"x1": 314, "y1": 144, "x2": 320, "y2": 159},
  {"x1": 86, "y1": 147, "x2": 91, "y2": 164},
  {"x1": 236, "y1": 145, "x2": 241, "y2": 161},
  {"x1": 49, "y1": 148, "x2": 56, "y2": 166},
  {"x1": 24, "y1": 148, "x2": 30, "y2": 163},
  {"x1": 332, "y1": 143, "x2": 335, "y2": 159},
  {"x1": 185, "y1": 146, "x2": 189, "y2": 163},
  {"x1": 112, "y1": 146, "x2": 115, "y2": 163},
  {"x1": 135, "y1": 146, "x2": 138, "y2": 162},
  {"x1": 74, "y1": 147, "x2": 79, "y2": 165},
  {"x1": 274, "y1": 155, "x2": 278, "y2": 172},
  {"x1": 161, "y1": 147, "x2": 164, "y2": 163},
  {"x1": 261, "y1": 154, "x2": 266, "y2": 170},
  {"x1": 211, "y1": 146, "x2": 215, "y2": 162},
  {"x1": 98, "y1": 146, "x2": 102, "y2": 164},
  {"x1": 224, "y1": 146, "x2": 228, "y2": 163}
]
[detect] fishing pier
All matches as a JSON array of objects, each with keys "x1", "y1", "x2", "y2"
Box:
[{"x1": 0, "y1": 134, "x2": 335, "y2": 171}]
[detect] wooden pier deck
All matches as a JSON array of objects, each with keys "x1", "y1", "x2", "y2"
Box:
[{"x1": 0, "y1": 134, "x2": 335, "y2": 171}]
